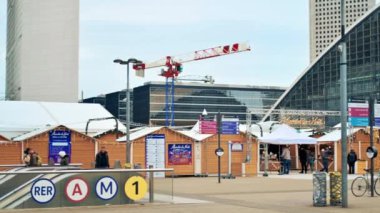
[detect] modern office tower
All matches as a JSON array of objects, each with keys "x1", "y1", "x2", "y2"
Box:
[
  {"x1": 309, "y1": 0, "x2": 375, "y2": 62},
  {"x1": 6, "y1": 0, "x2": 79, "y2": 102}
]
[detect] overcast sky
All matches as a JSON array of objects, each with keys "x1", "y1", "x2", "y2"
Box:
[{"x1": 1, "y1": 1, "x2": 377, "y2": 99}]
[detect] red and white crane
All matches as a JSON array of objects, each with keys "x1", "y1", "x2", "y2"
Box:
[{"x1": 133, "y1": 42, "x2": 251, "y2": 126}]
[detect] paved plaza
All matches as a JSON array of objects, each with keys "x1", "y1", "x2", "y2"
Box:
[{"x1": 2, "y1": 173, "x2": 380, "y2": 213}]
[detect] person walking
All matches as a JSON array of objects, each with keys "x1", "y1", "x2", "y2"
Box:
[
  {"x1": 321, "y1": 148, "x2": 330, "y2": 172},
  {"x1": 299, "y1": 146, "x2": 308, "y2": 174},
  {"x1": 95, "y1": 146, "x2": 110, "y2": 168},
  {"x1": 347, "y1": 149, "x2": 358, "y2": 174},
  {"x1": 308, "y1": 151, "x2": 315, "y2": 172},
  {"x1": 59, "y1": 151, "x2": 70, "y2": 166},
  {"x1": 281, "y1": 145, "x2": 291, "y2": 174}
]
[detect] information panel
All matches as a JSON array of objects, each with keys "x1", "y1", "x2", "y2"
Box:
[
  {"x1": 145, "y1": 134, "x2": 165, "y2": 177},
  {"x1": 49, "y1": 130, "x2": 71, "y2": 164}
]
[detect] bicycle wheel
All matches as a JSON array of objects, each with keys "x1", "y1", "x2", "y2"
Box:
[
  {"x1": 375, "y1": 178, "x2": 380, "y2": 196},
  {"x1": 351, "y1": 177, "x2": 368, "y2": 197}
]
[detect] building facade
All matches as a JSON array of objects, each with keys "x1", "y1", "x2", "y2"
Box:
[
  {"x1": 6, "y1": 0, "x2": 79, "y2": 102},
  {"x1": 134, "y1": 82, "x2": 285, "y2": 126},
  {"x1": 83, "y1": 90, "x2": 133, "y2": 124},
  {"x1": 309, "y1": 0, "x2": 375, "y2": 62},
  {"x1": 264, "y1": 4, "x2": 380, "y2": 127}
]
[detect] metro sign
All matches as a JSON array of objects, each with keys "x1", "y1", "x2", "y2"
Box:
[
  {"x1": 65, "y1": 178, "x2": 90, "y2": 202},
  {"x1": 30, "y1": 179, "x2": 56, "y2": 204},
  {"x1": 95, "y1": 176, "x2": 118, "y2": 200}
]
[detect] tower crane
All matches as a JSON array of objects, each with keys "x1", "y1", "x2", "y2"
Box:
[{"x1": 133, "y1": 42, "x2": 251, "y2": 126}]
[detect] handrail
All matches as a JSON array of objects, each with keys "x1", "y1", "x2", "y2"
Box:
[{"x1": 0, "y1": 168, "x2": 174, "y2": 175}]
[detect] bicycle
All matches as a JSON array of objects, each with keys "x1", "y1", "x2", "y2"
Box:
[{"x1": 351, "y1": 169, "x2": 380, "y2": 197}]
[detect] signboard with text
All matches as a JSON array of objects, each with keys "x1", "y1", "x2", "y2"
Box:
[{"x1": 49, "y1": 130, "x2": 71, "y2": 164}]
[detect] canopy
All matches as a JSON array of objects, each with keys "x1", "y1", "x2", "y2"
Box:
[{"x1": 259, "y1": 124, "x2": 317, "y2": 145}]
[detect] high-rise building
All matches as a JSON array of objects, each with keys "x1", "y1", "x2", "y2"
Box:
[
  {"x1": 309, "y1": 0, "x2": 375, "y2": 62},
  {"x1": 6, "y1": 0, "x2": 79, "y2": 102}
]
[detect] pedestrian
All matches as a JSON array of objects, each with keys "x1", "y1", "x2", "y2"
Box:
[
  {"x1": 23, "y1": 148, "x2": 31, "y2": 166},
  {"x1": 281, "y1": 145, "x2": 291, "y2": 174},
  {"x1": 95, "y1": 146, "x2": 110, "y2": 168},
  {"x1": 59, "y1": 151, "x2": 70, "y2": 166},
  {"x1": 320, "y1": 148, "x2": 330, "y2": 172},
  {"x1": 299, "y1": 146, "x2": 308, "y2": 174},
  {"x1": 308, "y1": 151, "x2": 315, "y2": 172},
  {"x1": 28, "y1": 149, "x2": 40, "y2": 167},
  {"x1": 347, "y1": 149, "x2": 358, "y2": 174}
]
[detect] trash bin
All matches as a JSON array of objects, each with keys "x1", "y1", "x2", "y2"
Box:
[
  {"x1": 313, "y1": 172, "x2": 327, "y2": 207},
  {"x1": 330, "y1": 172, "x2": 342, "y2": 206}
]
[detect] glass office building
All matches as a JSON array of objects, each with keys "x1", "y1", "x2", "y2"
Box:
[
  {"x1": 134, "y1": 82, "x2": 285, "y2": 126},
  {"x1": 263, "y1": 4, "x2": 380, "y2": 127}
]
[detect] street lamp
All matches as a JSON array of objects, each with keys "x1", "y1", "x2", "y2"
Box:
[{"x1": 113, "y1": 58, "x2": 142, "y2": 166}]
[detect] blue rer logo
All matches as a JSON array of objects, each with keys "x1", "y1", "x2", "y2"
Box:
[{"x1": 30, "y1": 179, "x2": 56, "y2": 204}]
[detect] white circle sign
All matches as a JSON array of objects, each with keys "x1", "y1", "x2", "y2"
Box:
[
  {"x1": 65, "y1": 178, "x2": 90, "y2": 202},
  {"x1": 95, "y1": 176, "x2": 118, "y2": 200},
  {"x1": 30, "y1": 179, "x2": 56, "y2": 204}
]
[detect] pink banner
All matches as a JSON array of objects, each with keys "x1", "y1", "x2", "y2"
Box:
[
  {"x1": 200, "y1": 121, "x2": 217, "y2": 134},
  {"x1": 349, "y1": 107, "x2": 368, "y2": 117}
]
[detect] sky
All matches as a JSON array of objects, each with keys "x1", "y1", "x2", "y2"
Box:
[{"x1": 0, "y1": 0, "x2": 335, "y2": 99}]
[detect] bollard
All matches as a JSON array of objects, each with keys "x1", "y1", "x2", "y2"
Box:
[
  {"x1": 313, "y1": 172, "x2": 327, "y2": 207},
  {"x1": 113, "y1": 160, "x2": 121, "y2": 168},
  {"x1": 149, "y1": 165, "x2": 154, "y2": 203},
  {"x1": 330, "y1": 172, "x2": 342, "y2": 206}
]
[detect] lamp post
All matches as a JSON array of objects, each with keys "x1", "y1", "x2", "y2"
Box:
[{"x1": 113, "y1": 58, "x2": 142, "y2": 166}]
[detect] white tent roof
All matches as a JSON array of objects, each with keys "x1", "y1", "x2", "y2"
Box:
[
  {"x1": 259, "y1": 124, "x2": 317, "y2": 145},
  {"x1": 0, "y1": 101, "x2": 125, "y2": 138},
  {"x1": 117, "y1": 127, "x2": 163, "y2": 142},
  {"x1": 178, "y1": 130, "x2": 213, "y2": 141},
  {"x1": 317, "y1": 128, "x2": 360, "y2": 142},
  {"x1": 12, "y1": 125, "x2": 58, "y2": 141}
]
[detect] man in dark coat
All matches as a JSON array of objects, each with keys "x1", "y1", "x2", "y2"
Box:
[
  {"x1": 347, "y1": 149, "x2": 358, "y2": 174},
  {"x1": 299, "y1": 146, "x2": 308, "y2": 174},
  {"x1": 95, "y1": 146, "x2": 110, "y2": 168}
]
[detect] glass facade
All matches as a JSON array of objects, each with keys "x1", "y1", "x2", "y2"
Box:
[
  {"x1": 83, "y1": 90, "x2": 133, "y2": 124},
  {"x1": 268, "y1": 5, "x2": 380, "y2": 127},
  {"x1": 134, "y1": 82, "x2": 285, "y2": 126}
]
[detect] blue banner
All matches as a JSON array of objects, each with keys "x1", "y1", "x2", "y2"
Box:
[
  {"x1": 349, "y1": 117, "x2": 369, "y2": 127},
  {"x1": 49, "y1": 130, "x2": 71, "y2": 164},
  {"x1": 375, "y1": 118, "x2": 380, "y2": 127},
  {"x1": 221, "y1": 121, "x2": 239, "y2": 134}
]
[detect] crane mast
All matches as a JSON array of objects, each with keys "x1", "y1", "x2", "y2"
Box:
[{"x1": 133, "y1": 42, "x2": 251, "y2": 126}]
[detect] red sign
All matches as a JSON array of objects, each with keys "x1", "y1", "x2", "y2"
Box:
[
  {"x1": 65, "y1": 178, "x2": 90, "y2": 203},
  {"x1": 348, "y1": 107, "x2": 369, "y2": 117},
  {"x1": 200, "y1": 120, "x2": 217, "y2": 134}
]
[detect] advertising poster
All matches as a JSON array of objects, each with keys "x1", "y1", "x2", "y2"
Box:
[
  {"x1": 168, "y1": 144, "x2": 192, "y2": 165},
  {"x1": 49, "y1": 130, "x2": 71, "y2": 164}
]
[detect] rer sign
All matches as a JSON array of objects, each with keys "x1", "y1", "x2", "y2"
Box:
[{"x1": 30, "y1": 179, "x2": 56, "y2": 204}]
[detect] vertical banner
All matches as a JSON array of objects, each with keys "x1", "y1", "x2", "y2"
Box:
[
  {"x1": 348, "y1": 103, "x2": 369, "y2": 127},
  {"x1": 49, "y1": 130, "x2": 71, "y2": 164},
  {"x1": 145, "y1": 134, "x2": 165, "y2": 177},
  {"x1": 375, "y1": 104, "x2": 380, "y2": 127},
  {"x1": 168, "y1": 144, "x2": 192, "y2": 165}
]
